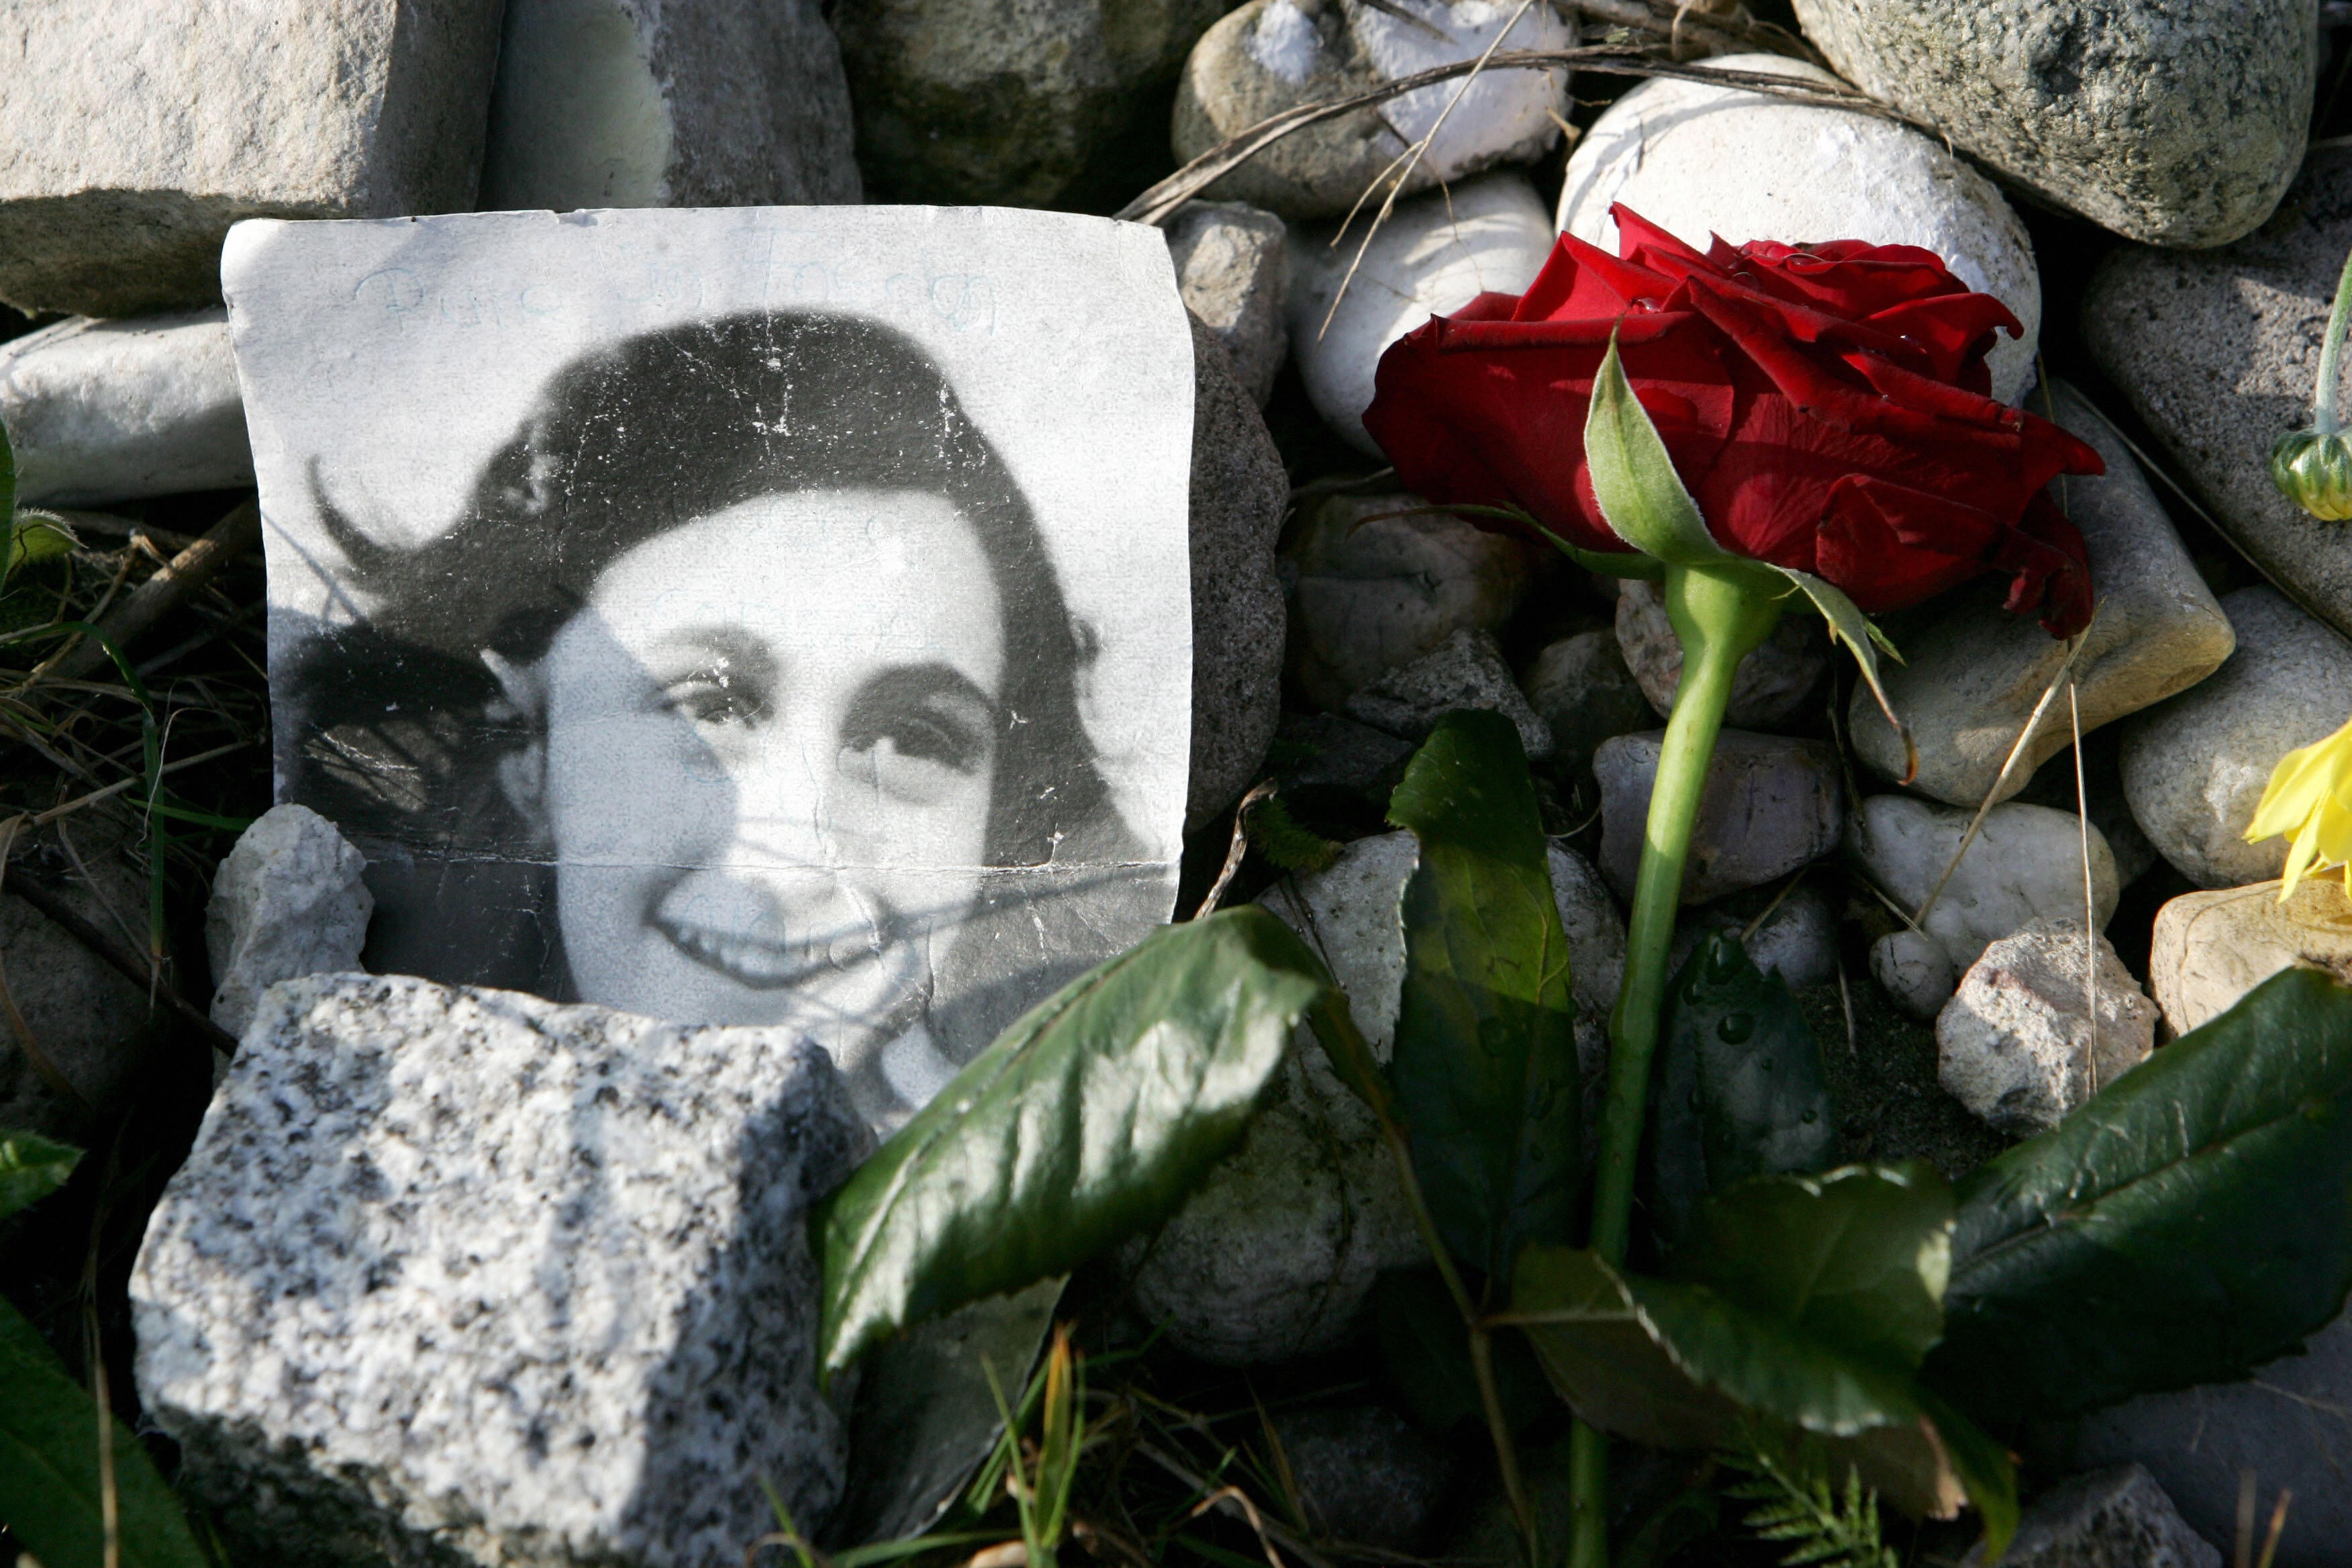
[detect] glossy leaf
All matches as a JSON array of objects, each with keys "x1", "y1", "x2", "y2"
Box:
[
  {"x1": 817, "y1": 907, "x2": 1329, "y2": 1377},
  {"x1": 2, "y1": 512, "x2": 74, "y2": 583},
  {"x1": 0, "y1": 1130, "x2": 81, "y2": 1219},
  {"x1": 1387, "y1": 709, "x2": 1581, "y2": 1281},
  {"x1": 1508, "y1": 1166, "x2": 2010, "y2": 1551},
  {"x1": 1649, "y1": 933, "x2": 1836, "y2": 1246},
  {"x1": 0, "y1": 1297, "x2": 209, "y2": 1568},
  {"x1": 1931, "y1": 965, "x2": 2352, "y2": 1423}
]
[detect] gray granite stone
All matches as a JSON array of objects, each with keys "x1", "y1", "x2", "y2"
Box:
[
  {"x1": 2120, "y1": 587, "x2": 2352, "y2": 889},
  {"x1": 1937, "y1": 920, "x2": 2156, "y2": 1136},
  {"x1": 1285, "y1": 493, "x2": 1532, "y2": 709},
  {"x1": 1595, "y1": 730, "x2": 1841, "y2": 905},
  {"x1": 1847, "y1": 795, "x2": 2119, "y2": 974},
  {"x1": 2084, "y1": 145, "x2": 2352, "y2": 640},
  {"x1": 1129, "y1": 831, "x2": 1622, "y2": 1363},
  {"x1": 2148, "y1": 877, "x2": 2352, "y2": 1037},
  {"x1": 1344, "y1": 627, "x2": 1553, "y2": 761},
  {"x1": 0, "y1": 309, "x2": 252, "y2": 506},
  {"x1": 1520, "y1": 628, "x2": 1652, "y2": 777},
  {"x1": 130, "y1": 973, "x2": 870, "y2": 1568},
  {"x1": 1959, "y1": 1464, "x2": 2218, "y2": 1568},
  {"x1": 1616, "y1": 577, "x2": 1828, "y2": 730},
  {"x1": 1173, "y1": 0, "x2": 1571, "y2": 220},
  {"x1": 837, "y1": 0, "x2": 1225, "y2": 207},
  {"x1": 1794, "y1": 0, "x2": 2312, "y2": 247},
  {"x1": 205, "y1": 805, "x2": 373, "y2": 1041},
  {"x1": 480, "y1": 0, "x2": 860, "y2": 210},
  {"x1": 2055, "y1": 1313, "x2": 2352, "y2": 1568},
  {"x1": 1848, "y1": 382, "x2": 2235, "y2": 807},
  {"x1": 1167, "y1": 201, "x2": 1289, "y2": 407},
  {"x1": 1188, "y1": 311, "x2": 1291, "y2": 829},
  {"x1": 0, "y1": 0, "x2": 506, "y2": 315}
]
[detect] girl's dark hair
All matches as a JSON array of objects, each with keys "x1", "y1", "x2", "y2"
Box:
[{"x1": 283, "y1": 310, "x2": 1122, "y2": 997}]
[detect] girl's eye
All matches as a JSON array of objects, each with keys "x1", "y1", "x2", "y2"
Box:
[
  {"x1": 840, "y1": 666, "x2": 997, "y2": 791},
  {"x1": 660, "y1": 673, "x2": 768, "y2": 728}
]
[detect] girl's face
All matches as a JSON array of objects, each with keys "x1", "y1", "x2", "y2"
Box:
[{"x1": 502, "y1": 487, "x2": 1006, "y2": 1060}]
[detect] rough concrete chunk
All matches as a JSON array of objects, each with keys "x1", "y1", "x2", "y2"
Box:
[
  {"x1": 1167, "y1": 201, "x2": 1289, "y2": 407},
  {"x1": 1937, "y1": 920, "x2": 2156, "y2": 1135},
  {"x1": 2149, "y1": 877, "x2": 2352, "y2": 1037},
  {"x1": 2121, "y1": 587, "x2": 2352, "y2": 889},
  {"x1": 131, "y1": 973, "x2": 871, "y2": 1568},
  {"x1": 0, "y1": 0, "x2": 506, "y2": 315},
  {"x1": 1174, "y1": 0, "x2": 1570, "y2": 220},
  {"x1": 1555, "y1": 52, "x2": 2041, "y2": 403},
  {"x1": 0, "y1": 309, "x2": 251, "y2": 505},
  {"x1": 1794, "y1": 0, "x2": 2311, "y2": 248},
  {"x1": 1959, "y1": 1463, "x2": 2218, "y2": 1568},
  {"x1": 1187, "y1": 311, "x2": 1290, "y2": 828},
  {"x1": 205, "y1": 804, "x2": 373, "y2": 1040},
  {"x1": 1849, "y1": 383, "x2": 2235, "y2": 806},
  {"x1": 1596, "y1": 729, "x2": 1841, "y2": 905},
  {"x1": 480, "y1": 0, "x2": 860, "y2": 211},
  {"x1": 1285, "y1": 495, "x2": 1532, "y2": 710},
  {"x1": 2085, "y1": 146, "x2": 2352, "y2": 644},
  {"x1": 1344, "y1": 626, "x2": 1553, "y2": 761}
]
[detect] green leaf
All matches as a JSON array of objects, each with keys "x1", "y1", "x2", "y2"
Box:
[
  {"x1": 1583, "y1": 330, "x2": 1728, "y2": 567},
  {"x1": 1929, "y1": 965, "x2": 2352, "y2": 1424},
  {"x1": 3, "y1": 510, "x2": 75, "y2": 582},
  {"x1": 1675, "y1": 1164, "x2": 1951, "y2": 1379},
  {"x1": 1386, "y1": 709, "x2": 1581, "y2": 1282},
  {"x1": 1771, "y1": 565, "x2": 1914, "y2": 785},
  {"x1": 0, "y1": 1295, "x2": 209, "y2": 1568},
  {"x1": 1507, "y1": 1166, "x2": 2010, "y2": 1549},
  {"x1": 0, "y1": 1130, "x2": 81, "y2": 1219},
  {"x1": 1649, "y1": 933, "x2": 1836, "y2": 1246},
  {"x1": 816, "y1": 907, "x2": 1329, "y2": 1377}
]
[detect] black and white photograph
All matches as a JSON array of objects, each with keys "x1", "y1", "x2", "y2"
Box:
[{"x1": 229, "y1": 207, "x2": 1196, "y2": 1128}]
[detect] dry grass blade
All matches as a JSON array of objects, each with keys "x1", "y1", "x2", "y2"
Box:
[
  {"x1": 1195, "y1": 780, "x2": 1277, "y2": 919},
  {"x1": 1187, "y1": 1487, "x2": 1288, "y2": 1568},
  {"x1": 1114, "y1": 49, "x2": 1908, "y2": 226},
  {"x1": 1912, "y1": 601, "x2": 2100, "y2": 928},
  {"x1": 1316, "y1": 0, "x2": 1544, "y2": 342},
  {"x1": 2069, "y1": 682, "x2": 2096, "y2": 1094}
]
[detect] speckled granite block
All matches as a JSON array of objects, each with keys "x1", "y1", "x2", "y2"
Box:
[{"x1": 130, "y1": 973, "x2": 871, "y2": 1568}]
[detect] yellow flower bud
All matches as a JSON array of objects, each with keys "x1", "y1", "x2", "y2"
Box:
[{"x1": 2272, "y1": 430, "x2": 2352, "y2": 520}]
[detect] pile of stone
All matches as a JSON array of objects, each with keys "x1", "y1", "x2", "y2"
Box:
[{"x1": 13, "y1": 0, "x2": 2352, "y2": 1563}]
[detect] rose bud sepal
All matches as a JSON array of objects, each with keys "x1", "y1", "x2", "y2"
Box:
[{"x1": 2274, "y1": 242, "x2": 2352, "y2": 521}]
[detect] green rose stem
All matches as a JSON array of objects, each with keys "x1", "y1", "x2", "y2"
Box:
[{"x1": 1564, "y1": 561, "x2": 1781, "y2": 1568}]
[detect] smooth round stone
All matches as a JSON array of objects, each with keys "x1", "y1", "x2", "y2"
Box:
[
  {"x1": 1795, "y1": 0, "x2": 2312, "y2": 249},
  {"x1": 1845, "y1": 381, "x2": 2235, "y2": 807},
  {"x1": 1594, "y1": 730, "x2": 1842, "y2": 906},
  {"x1": 2119, "y1": 587, "x2": 2352, "y2": 889},
  {"x1": 1172, "y1": 0, "x2": 1571, "y2": 221},
  {"x1": 2149, "y1": 877, "x2": 2352, "y2": 1038},
  {"x1": 1847, "y1": 795, "x2": 2119, "y2": 975},
  {"x1": 1287, "y1": 170, "x2": 1554, "y2": 454},
  {"x1": 1555, "y1": 52, "x2": 2041, "y2": 404},
  {"x1": 1871, "y1": 928, "x2": 1957, "y2": 1022}
]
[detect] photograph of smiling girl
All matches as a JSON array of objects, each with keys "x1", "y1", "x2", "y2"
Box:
[{"x1": 236, "y1": 211, "x2": 1195, "y2": 1132}]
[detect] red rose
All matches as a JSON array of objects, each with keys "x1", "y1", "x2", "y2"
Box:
[{"x1": 1361, "y1": 206, "x2": 2104, "y2": 637}]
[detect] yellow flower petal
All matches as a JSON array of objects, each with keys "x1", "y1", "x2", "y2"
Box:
[{"x1": 2249, "y1": 718, "x2": 2352, "y2": 840}]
